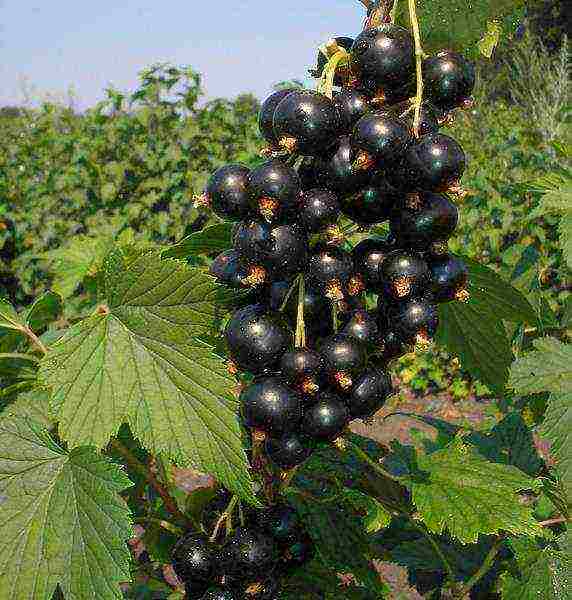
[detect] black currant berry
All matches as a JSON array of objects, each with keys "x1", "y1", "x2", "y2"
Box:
[
  {"x1": 314, "y1": 136, "x2": 372, "y2": 197},
  {"x1": 284, "y1": 284, "x2": 334, "y2": 340},
  {"x1": 389, "y1": 100, "x2": 442, "y2": 136},
  {"x1": 280, "y1": 348, "x2": 324, "y2": 391},
  {"x1": 314, "y1": 36, "x2": 355, "y2": 84},
  {"x1": 259, "y1": 89, "x2": 295, "y2": 146},
  {"x1": 233, "y1": 221, "x2": 308, "y2": 278},
  {"x1": 298, "y1": 156, "x2": 318, "y2": 190},
  {"x1": 423, "y1": 51, "x2": 476, "y2": 111},
  {"x1": 186, "y1": 582, "x2": 211, "y2": 600},
  {"x1": 299, "y1": 189, "x2": 340, "y2": 233},
  {"x1": 334, "y1": 89, "x2": 371, "y2": 133},
  {"x1": 350, "y1": 25, "x2": 414, "y2": 92},
  {"x1": 429, "y1": 253, "x2": 469, "y2": 303},
  {"x1": 273, "y1": 90, "x2": 342, "y2": 155},
  {"x1": 221, "y1": 528, "x2": 279, "y2": 579},
  {"x1": 283, "y1": 533, "x2": 315, "y2": 569},
  {"x1": 259, "y1": 503, "x2": 303, "y2": 543},
  {"x1": 401, "y1": 133, "x2": 466, "y2": 193},
  {"x1": 342, "y1": 309, "x2": 383, "y2": 347},
  {"x1": 306, "y1": 243, "x2": 356, "y2": 301},
  {"x1": 225, "y1": 305, "x2": 292, "y2": 374},
  {"x1": 347, "y1": 368, "x2": 392, "y2": 419},
  {"x1": 265, "y1": 432, "x2": 315, "y2": 469},
  {"x1": 387, "y1": 296, "x2": 439, "y2": 345},
  {"x1": 352, "y1": 237, "x2": 393, "y2": 291},
  {"x1": 341, "y1": 174, "x2": 402, "y2": 225},
  {"x1": 240, "y1": 377, "x2": 303, "y2": 435},
  {"x1": 171, "y1": 533, "x2": 217, "y2": 584},
  {"x1": 302, "y1": 392, "x2": 350, "y2": 441},
  {"x1": 379, "y1": 329, "x2": 410, "y2": 362},
  {"x1": 381, "y1": 250, "x2": 430, "y2": 301},
  {"x1": 205, "y1": 164, "x2": 251, "y2": 222},
  {"x1": 319, "y1": 333, "x2": 368, "y2": 390},
  {"x1": 390, "y1": 193, "x2": 459, "y2": 250},
  {"x1": 248, "y1": 160, "x2": 301, "y2": 223},
  {"x1": 210, "y1": 250, "x2": 265, "y2": 288},
  {"x1": 351, "y1": 112, "x2": 413, "y2": 170},
  {"x1": 200, "y1": 589, "x2": 236, "y2": 600}
]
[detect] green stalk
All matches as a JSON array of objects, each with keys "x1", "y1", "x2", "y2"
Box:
[{"x1": 408, "y1": 0, "x2": 424, "y2": 136}]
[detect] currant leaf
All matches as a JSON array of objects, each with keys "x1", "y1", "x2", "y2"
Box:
[
  {"x1": 162, "y1": 222, "x2": 234, "y2": 259},
  {"x1": 24, "y1": 291, "x2": 63, "y2": 333}
]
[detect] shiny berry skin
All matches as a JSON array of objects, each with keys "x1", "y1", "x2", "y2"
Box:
[
  {"x1": 210, "y1": 250, "x2": 261, "y2": 288},
  {"x1": 390, "y1": 193, "x2": 459, "y2": 249},
  {"x1": 280, "y1": 349, "x2": 323, "y2": 386},
  {"x1": 233, "y1": 221, "x2": 308, "y2": 277},
  {"x1": 379, "y1": 329, "x2": 410, "y2": 362},
  {"x1": 347, "y1": 368, "x2": 392, "y2": 419},
  {"x1": 350, "y1": 25, "x2": 414, "y2": 92},
  {"x1": 319, "y1": 333, "x2": 368, "y2": 389},
  {"x1": 283, "y1": 534, "x2": 314, "y2": 569},
  {"x1": 351, "y1": 113, "x2": 413, "y2": 168},
  {"x1": 314, "y1": 136, "x2": 372, "y2": 197},
  {"x1": 429, "y1": 254, "x2": 468, "y2": 302},
  {"x1": 259, "y1": 89, "x2": 295, "y2": 145},
  {"x1": 341, "y1": 175, "x2": 402, "y2": 225},
  {"x1": 299, "y1": 189, "x2": 340, "y2": 233},
  {"x1": 221, "y1": 528, "x2": 279, "y2": 579},
  {"x1": 273, "y1": 90, "x2": 342, "y2": 155},
  {"x1": 298, "y1": 157, "x2": 318, "y2": 190},
  {"x1": 206, "y1": 164, "x2": 251, "y2": 222},
  {"x1": 381, "y1": 250, "x2": 430, "y2": 301},
  {"x1": 265, "y1": 432, "x2": 315, "y2": 469},
  {"x1": 225, "y1": 305, "x2": 292, "y2": 374},
  {"x1": 247, "y1": 160, "x2": 301, "y2": 223},
  {"x1": 402, "y1": 133, "x2": 466, "y2": 193},
  {"x1": 306, "y1": 243, "x2": 355, "y2": 300},
  {"x1": 259, "y1": 503, "x2": 303, "y2": 543},
  {"x1": 302, "y1": 392, "x2": 350, "y2": 441},
  {"x1": 315, "y1": 36, "x2": 355, "y2": 84},
  {"x1": 387, "y1": 296, "x2": 439, "y2": 344},
  {"x1": 352, "y1": 237, "x2": 393, "y2": 291},
  {"x1": 186, "y1": 582, "x2": 211, "y2": 600},
  {"x1": 284, "y1": 285, "x2": 334, "y2": 340},
  {"x1": 389, "y1": 100, "x2": 442, "y2": 136},
  {"x1": 334, "y1": 89, "x2": 371, "y2": 133},
  {"x1": 423, "y1": 51, "x2": 476, "y2": 111},
  {"x1": 240, "y1": 377, "x2": 303, "y2": 435},
  {"x1": 200, "y1": 589, "x2": 236, "y2": 600},
  {"x1": 171, "y1": 533, "x2": 217, "y2": 584},
  {"x1": 342, "y1": 309, "x2": 383, "y2": 346}
]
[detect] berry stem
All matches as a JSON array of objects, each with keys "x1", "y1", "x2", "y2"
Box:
[
  {"x1": 408, "y1": 0, "x2": 425, "y2": 137},
  {"x1": 279, "y1": 274, "x2": 302, "y2": 312},
  {"x1": 461, "y1": 537, "x2": 505, "y2": 594},
  {"x1": 295, "y1": 275, "x2": 306, "y2": 348},
  {"x1": 210, "y1": 494, "x2": 239, "y2": 542},
  {"x1": 22, "y1": 325, "x2": 48, "y2": 356},
  {"x1": 344, "y1": 438, "x2": 402, "y2": 483},
  {"x1": 332, "y1": 301, "x2": 339, "y2": 333}
]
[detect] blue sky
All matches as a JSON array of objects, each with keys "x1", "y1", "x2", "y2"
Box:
[{"x1": 1, "y1": 0, "x2": 366, "y2": 109}]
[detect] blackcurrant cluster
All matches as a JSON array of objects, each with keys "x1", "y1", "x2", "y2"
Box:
[{"x1": 172, "y1": 502, "x2": 312, "y2": 599}]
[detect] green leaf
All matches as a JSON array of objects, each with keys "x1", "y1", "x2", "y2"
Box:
[
  {"x1": 540, "y1": 393, "x2": 572, "y2": 497},
  {"x1": 41, "y1": 247, "x2": 257, "y2": 504},
  {"x1": 0, "y1": 353, "x2": 39, "y2": 381},
  {"x1": 342, "y1": 488, "x2": 392, "y2": 534},
  {"x1": 509, "y1": 338, "x2": 572, "y2": 395},
  {"x1": 0, "y1": 298, "x2": 23, "y2": 331},
  {"x1": 0, "y1": 416, "x2": 133, "y2": 600},
  {"x1": 559, "y1": 213, "x2": 572, "y2": 270},
  {"x1": 24, "y1": 291, "x2": 63, "y2": 332},
  {"x1": 1, "y1": 388, "x2": 55, "y2": 429},
  {"x1": 501, "y1": 533, "x2": 572, "y2": 600},
  {"x1": 396, "y1": 440, "x2": 542, "y2": 543},
  {"x1": 162, "y1": 223, "x2": 233, "y2": 259},
  {"x1": 478, "y1": 20, "x2": 502, "y2": 58}
]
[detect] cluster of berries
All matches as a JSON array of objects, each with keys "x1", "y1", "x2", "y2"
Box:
[{"x1": 172, "y1": 502, "x2": 312, "y2": 599}]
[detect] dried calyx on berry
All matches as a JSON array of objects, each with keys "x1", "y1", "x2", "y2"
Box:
[
  {"x1": 386, "y1": 295, "x2": 440, "y2": 347},
  {"x1": 306, "y1": 243, "x2": 356, "y2": 301},
  {"x1": 210, "y1": 250, "x2": 266, "y2": 288},
  {"x1": 381, "y1": 250, "x2": 431, "y2": 301},
  {"x1": 342, "y1": 309, "x2": 383, "y2": 347},
  {"x1": 319, "y1": 333, "x2": 368, "y2": 390},
  {"x1": 280, "y1": 348, "x2": 324, "y2": 393},
  {"x1": 429, "y1": 253, "x2": 469, "y2": 303}
]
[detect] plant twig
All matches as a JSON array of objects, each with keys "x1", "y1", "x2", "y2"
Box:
[
  {"x1": 408, "y1": 0, "x2": 424, "y2": 136},
  {"x1": 345, "y1": 438, "x2": 403, "y2": 483},
  {"x1": 410, "y1": 519, "x2": 457, "y2": 585},
  {"x1": 210, "y1": 495, "x2": 239, "y2": 542},
  {"x1": 22, "y1": 326, "x2": 48, "y2": 356},
  {"x1": 295, "y1": 275, "x2": 306, "y2": 348},
  {"x1": 539, "y1": 516, "x2": 568, "y2": 527},
  {"x1": 134, "y1": 516, "x2": 184, "y2": 536},
  {"x1": 462, "y1": 537, "x2": 504, "y2": 594}
]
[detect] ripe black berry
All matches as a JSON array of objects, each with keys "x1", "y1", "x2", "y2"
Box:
[
  {"x1": 352, "y1": 237, "x2": 392, "y2": 291},
  {"x1": 381, "y1": 250, "x2": 430, "y2": 301},
  {"x1": 401, "y1": 133, "x2": 466, "y2": 193},
  {"x1": 259, "y1": 503, "x2": 303, "y2": 543},
  {"x1": 273, "y1": 90, "x2": 342, "y2": 155},
  {"x1": 247, "y1": 160, "x2": 301, "y2": 223},
  {"x1": 210, "y1": 250, "x2": 265, "y2": 288},
  {"x1": 200, "y1": 589, "x2": 236, "y2": 600},
  {"x1": 221, "y1": 528, "x2": 279, "y2": 579},
  {"x1": 423, "y1": 51, "x2": 476, "y2": 111},
  {"x1": 302, "y1": 392, "x2": 350, "y2": 441},
  {"x1": 379, "y1": 329, "x2": 410, "y2": 362},
  {"x1": 429, "y1": 253, "x2": 469, "y2": 303},
  {"x1": 390, "y1": 193, "x2": 459, "y2": 250},
  {"x1": 306, "y1": 243, "x2": 355, "y2": 301},
  {"x1": 259, "y1": 89, "x2": 295, "y2": 146},
  {"x1": 265, "y1": 432, "x2": 315, "y2": 469},
  {"x1": 350, "y1": 25, "x2": 414, "y2": 92},
  {"x1": 205, "y1": 164, "x2": 251, "y2": 222},
  {"x1": 225, "y1": 305, "x2": 292, "y2": 374},
  {"x1": 297, "y1": 156, "x2": 318, "y2": 190},
  {"x1": 171, "y1": 533, "x2": 217, "y2": 584},
  {"x1": 314, "y1": 36, "x2": 355, "y2": 84},
  {"x1": 347, "y1": 368, "x2": 393, "y2": 419},
  {"x1": 233, "y1": 221, "x2": 308, "y2": 278},
  {"x1": 351, "y1": 112, "x2": 413, "y2": 170},
  {"x1": 280, "y1": 348, "x2": 324, "y2": 391},
  {"x1": 314, "y1": 136, "x2": 372, "y2": 197},
  {"x1": 319, "y1": 333, "x2": 368, "y2": 390},
  {"x1": 185, "y1": 582, "x2": 211, "y2": 600},
  {"x1": 240, "y1": 377, "x2": 303, "y2": 435},
  {"x1": 341, "y1": 174, "x2": 402, "y2": 225},
  {"x1": 334, "y1": 89, "x2": 371, "y2": 133},
  {"x1": 342, "y1": 309, "x2": 383, "y2": 346},
  {"x1": 389, "y1": 100, "x2": 442, "y2": 136},
  {"x1": 284, "y1": 284, "x2": 334, "y2": 340},
  {"x1": 299, "y1": 189, "x2": 340, "y2": 233},
  {"x1": 387, "y1": 296, "x2": 439, "y2": 345}
]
